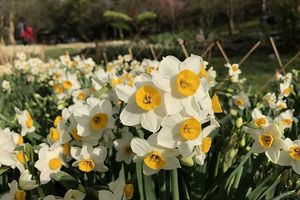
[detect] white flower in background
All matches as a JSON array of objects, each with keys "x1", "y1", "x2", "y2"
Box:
[
  {"x1": 34, "y1": 144, "x2": 66, "y2": 184},
  {"x1": 16, "y1": 52, "x2": 27, "y2": 61},
  {"x1": 245, "y1": 124, "x2": 285, "y2": 163},
  {"x1": 275, "y1": 109, "x2": 296, "y2": 129},
  {"x1": 279, "y1": 82, "x2": 293, "y2": 98},
  {"x1": 263, "y1": 93, "x2": 276, "y2": 109},
  {"x1": 114, "y1": 127, "x2": 134, "y2": 164},
  {"x1": 115, "y1": 74, "x2": 166, "y2": 132},
  {"x1": 157, "y1": 110, "x2": 218, "y2": 157},
  {"x1": 131, "y1": 133, "x2": 180, "y2": 175},
  {"x1": 283, "y1": 72, "x2": 292, "y2": 84},
  {"x1": 275, "y1": 99, "x2": 287, "y2": 111},
  {"x1": 0, "y1": 128, "x2": 17, "y2": 168},
  {"x1": 275, "y1": 71, "x2": 283, "y2": 81},
  {"x1": 59, "y1": 54, "x2": 72, "y2": 67},
  {"x1": 225, "y1": 63, "x2": 241, "y2": 77},
  {"x1": 15, "y1": 108, "x2": 35, "y2": 136},
  {"x1": 58, "y1": 72, "x2": 81, "y2": 94},
  {"x1": 232, "y1": 92, "x2": 250, "y2": 110},
  {"x1": 100, "y1": 129, "x2": 116, "y2": 148},
  {"x1": 151, "y1": 55, "x2": 207, "y2": 115},
  {"x1": 64, "y1": 190, "x2": 86, "y2": 200},
  {"x1": 68, "y1": 116, "x2": 102, "y2": 146},
  {"x1": 251, "y1": 108, "x2": 270, "y2": 128},
  {"x1": 43, "y1": 190, "x2": 85, "y2": 200},
  {"x1": 98, "y1": 168, "x2": 134, "y2": 200},
  {"x1": 202, "y1": 67, "x2": 217, "y2": 88},
  {"x1": 0, "y1": 180, "x2": 26, "y2": 200},
  {"x1": 71, "y1": 144, "x2": 108, "y2": 173},
  {"x1": 141, "y1": 59, "x2": 159, "y2": 75},
  {"x1": 194, "y1": 129, "x2": 214, "y2": 165},
  {"x1": 1, "y1": 80, "x2": 11, "y2": 94},
  {"x1": 74, "y1": 98, "x2": 114, "y2": 137},
  {"x1": 72, "y1": 88, "x2": 90, "y2": 103},
  {"x1": 19, "y1": 170, "x2": 38, "y2": 190},
  {"x1": 47, "y1": 126, "x2": 72, "y2": 146},
  {"x1": 277, "y1": 138, "x2": 300, "y2": 174}
]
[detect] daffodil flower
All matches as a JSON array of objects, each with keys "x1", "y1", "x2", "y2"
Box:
[
  {"x1": 151, "y1": 55, "x2": 207, "y2": 115},
  {"x1": 251, "y1": 108, "x2": 271, "y2": 128},
  {"x1": 0, "y1": 180, "x2": 26, "y2": 200},
  {"x1": 114, "y1": 127, "x2": 135, "y2": 164},
  {"x1": 245, "y1": 124, "x2": 285, "y2": 163},
  {"x1": 277, "y1": 138, "x2": 300, "y2": 174},
  {"x1": 71, "y1": 144, "x2": 108, "y2": 173},
  {"x1": 157, "y1": 110, "x2": 218, "y2": 157},
  {"x1": 15, "y1": 108, "x2": 35, "y2": 136},
  {"x1": 74, "y1": 98, "x2": 114, "y2": 137},
  {"x1": 131, "y1": 133, "x2": 180, "y2": 175},
  {"x1": 34, "y1": 144, "x2": 67, "y2": 184},
  {"x1": 115, "y1": 74, "x2": 166, "y2": 132}
]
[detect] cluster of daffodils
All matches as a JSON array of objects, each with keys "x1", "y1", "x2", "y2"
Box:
[
  {"x1": 245, "y1": 71, "x2": 300, "y2": 174},
  {"x1": 0, "y1": 53, "x2": 222, "y2": 199},
  {"x1": 115, "y1": 55, "x2": 221, "y2": 174}
]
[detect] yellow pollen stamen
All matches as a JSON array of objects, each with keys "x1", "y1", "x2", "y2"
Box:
[
  {"x1": 49, "y1": 158, "x2": 62, "y2": 170},
  {"x1": 71, "y1": 128, "x2": 82, "y2": 141},
  {"x1": 254, "y1": 118, "x2": 267, "y2": 127},
  {"x1": 125, "y1": 146, "x2": 133, "y2": 154},
  {"x1": 212, "y1": 94, "x2": 222, "y2": 113},
  {"x1": 53, "y1": 84, "x2": 64, "y2": 94},
  {"x1": 135, "y1": 85, "x2": 161, "y2": 111},
  {"x1": 78, "y1": 159, "x2": 95, "y2": 172},
  {"x1": 289, "y1": 146, "x2": 300, "y2": 160},
  {"x1": 124, "y1": 184, "x2": 134, "y2": 199},
  {"x1": 235, "y1": 98, "x2": 244, "y2": 107},
  {"x1": 146, "y1": 67, "x2": 155, "y2": 75},
  {"x1": 232, "y1": 64, "x2": 239, "y2": 72},
  {"x1": 180, "y1": 118, "x2": 202, "y2": 140},
  {"x1": 15, "y1": 190, "x2": 26, "y2": 200},
  {"x1": 25, "y1": 112, "x2": 33, "y2": 129},
  {"x1": 17, "y1": 135, "x2": 23, "y2": 146},
  {"x1": 49, "y1": 128, "x2": 60, "y2": 142},
  {"x1": 144, "y1": 151, "x2": 165, "y2": 170},
  {"x1": 54, "y1": 116, "x2": 62, "y2": 127},
  {"x1": 282, "y1": 118, "x2": 292, "y2": 126},
  {"x1": 198, "y1": 67, "x2": 207, "y2": 78},
  {"x1": 201, "y1": 137, "x2": 212, "y2": 153},
  {"x1": 283, "y1": 88, "x2": 292, "y2": 96},
  {"x1": 63, "y1": 143, "x2": 71, "y2": 156},
  {"x1": 176, "y1": 69, "x2": 200, "y2": 96},
  {"x1": 77, "y1": 92, "x2": 86, "y2": 100},
  {"x1": 63, "y1": 80, "x2": 73, "y2": 90},
  {"x1": 259, "y1": 134, "x2": 274, "y2": 149},
  {"x1": 90, "y1": 113, "x2": 108, "y2": 131},
  {"x1": 16, "y1": 151, "x2": 29, "y2": 164}
]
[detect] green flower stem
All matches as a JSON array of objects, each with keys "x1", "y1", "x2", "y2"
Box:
[
  {"x1": 171, "y1": 169, "x2": 180, "y2": 200},
  {"x1": 136, "y1": 161, "x2": 145, "y2": 200},
  {"x1": 158, "y1": 171, "x2": 167, "y2": 200}
]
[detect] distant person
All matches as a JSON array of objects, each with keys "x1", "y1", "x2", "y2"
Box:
[{"x1": 26, "y1": 26, "x2": 34, "y2": 44}]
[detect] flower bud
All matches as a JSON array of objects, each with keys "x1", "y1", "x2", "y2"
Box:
[
  {"x1": 236, "y1": 117, "x2": 243, "y2": 128},
  {"x1": 19, "y1": 170, "x2": 38, "y2": 190},
  {"x1": 180, "y1": 156, "x2": 194, "y2": 167},
  {"x1": 230, "y1": 109, "x2": 238, "y2": 116}
]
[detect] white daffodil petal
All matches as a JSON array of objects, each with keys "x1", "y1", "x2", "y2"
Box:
[{"x1": 131, "y1": 138, "x2": 151, "y2": 157}]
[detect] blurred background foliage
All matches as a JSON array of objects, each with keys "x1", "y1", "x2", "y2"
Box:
[{"x1": 0, "y1": 0, "x2": 299, "y2": 52}]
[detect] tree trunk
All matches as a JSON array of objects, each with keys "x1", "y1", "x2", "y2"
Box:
[
  {"x1": 228, "y1": 13, "x2": 235, "y2": 35},
  {"x1": 8, "y1": 8, "x2": 16, "y2": 45},
  {"x1": 118, "y1": 28, "x2": 124, "y2": 39},
  {"x1": 0, "y1": 15, "x2": 4, "y2": 45}
]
